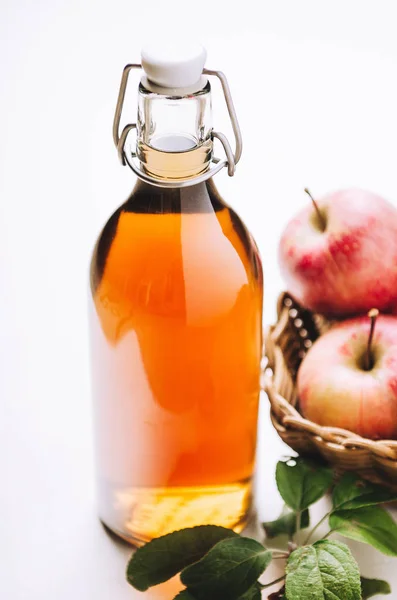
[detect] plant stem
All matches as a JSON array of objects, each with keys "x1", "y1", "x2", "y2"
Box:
[
  {"x1": 304, "y1": 187, "x2": 326, "y2": 231},
  {"x1": 268, "y1": 548, "x2": 289, "y2": 559},
  {"x1": 294, "y1": 510, "x2": 302, "y2": 544},
  {"x1": 365, "y1": 308, "x2": 379, "y2": 370},
  {"x1": 259, "y1": 575, "x2": 286, "y2": 590},
  {"x1": 303, "y1": 510, "x2": 333, "y2": 545},
  {"x1": 269, "y1": 548, "x2": 289, "y2": 558},
  {"x1": 323, "y1": 528, "x2": 336, "y2": 539}
]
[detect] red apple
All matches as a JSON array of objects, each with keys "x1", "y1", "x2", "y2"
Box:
[
  {"x1": 279, "y1": 189, "x2": 397, "y2": 316},
  {"x1": 297, "y1": 311, "x2": 397, "y2": 439}
]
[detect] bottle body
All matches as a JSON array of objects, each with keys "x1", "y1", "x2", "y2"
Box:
[{"x1": 90, "y1": 179, "x2": 263, "y2": 544}]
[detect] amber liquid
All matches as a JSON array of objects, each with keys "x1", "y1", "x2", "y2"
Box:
[
  {"x1": 137, "y1": 139, "x2": 213, "y2": 180},
  {"x1": 90, "y1": 166, "x2": 263, "y2": 545}
]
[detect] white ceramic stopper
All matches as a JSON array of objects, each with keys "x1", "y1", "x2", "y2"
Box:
[{"x1": 141, "y1": 41, "x2": 207, "y2": 89}]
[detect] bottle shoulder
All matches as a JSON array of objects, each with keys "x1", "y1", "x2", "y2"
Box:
[
  {"x1": 123, "y1": 178, "x2": 227, "y2": 214},
  {"x1": 90, "y1": 180, "x2": 262, "y2": 298}
]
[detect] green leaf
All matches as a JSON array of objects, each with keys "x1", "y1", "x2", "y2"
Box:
[
  {"x1": 332, "y1": 473, "x2": 397, "y2": 511},
  {"x1": 238, "y1": 583, "x2": 262, "y2": 600},
  {"x1": 361, "y1": 576, "x2": 391, "y2": 598},
  {"x1": 276, "y1": 457, "x2": 333, "y2": 511},
  {"x1": 263, "y1": 508, "x2": 310, "y2": 538},
  {"x1": 126, "y1": 525, "x2": 237, "y2": 591},
  {"x1": 174, "y1": 591, "x2": 197, "y2": 600},
  {"x1": 180, "y1": 536, "x2": 272, "y2": 600},
  {"x1": 330, "y1": 506, "x2": 397, "y2": 556},
  {"x1": 285, "y1": 540, "x2": 361, "y2": 600}
]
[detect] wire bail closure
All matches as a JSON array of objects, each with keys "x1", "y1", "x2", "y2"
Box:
[{"x1": 112, "y1": 64, "x2": 243, "y2": 188}]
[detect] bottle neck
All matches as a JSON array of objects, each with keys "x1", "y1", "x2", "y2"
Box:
[{"x1": 136, "y1": 80, "x2": 213, "y2": 181}]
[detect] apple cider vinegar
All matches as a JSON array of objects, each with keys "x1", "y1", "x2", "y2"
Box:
[
  {"x1": 137, "y1": 138, "x2": 213, "y2": 180},
  {"x1": 90, "y1": 43, "x2": 263, "y2": 545}
]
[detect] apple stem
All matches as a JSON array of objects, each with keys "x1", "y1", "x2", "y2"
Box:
[
  {"x1": 304, "y1": 188, "x2": 326, "y2": 231},
  {"x1": 366, "y1": 308, "x2": 379, "y2": 370}
]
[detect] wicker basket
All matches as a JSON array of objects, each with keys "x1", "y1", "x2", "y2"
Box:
[{"x1": 263, "y1": 292, "x2": 397, "y2": 489}]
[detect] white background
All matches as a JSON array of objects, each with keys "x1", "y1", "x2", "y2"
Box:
[{"x1": 1, "y1": 1, "x2": 397, "y2": 598}]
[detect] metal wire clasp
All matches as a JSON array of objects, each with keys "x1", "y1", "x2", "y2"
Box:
[{"x1": 112, "y1": 64, "x2": 243, "y2": 188}]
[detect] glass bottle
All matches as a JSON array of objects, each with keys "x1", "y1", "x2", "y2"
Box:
[{"x1": 89, "y1": 43, "x2": 263, "y2": 546}]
